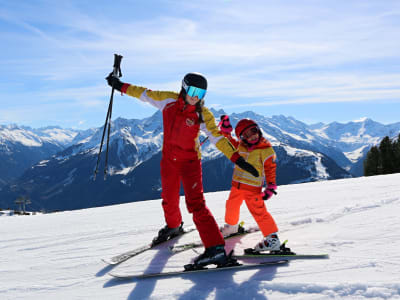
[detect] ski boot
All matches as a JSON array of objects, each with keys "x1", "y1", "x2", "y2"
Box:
[
  {"x1": 244, "y1": 239, "x2": 295, "y2": 255},
  {"x1": 152, "y1": 222, "x2": 184, "y2": 246},
  {"x1": 184, "y1": 245, "x2": 240, "y2": 271},
  {"x1": 221, "y1": 223, "x2": 239, "y2": 238},
  {"x1": 220, "y1": 221, "x2": 246, "y2": 238},
  {"x1": 254, "y1": 232, "x2": 281, "y2": 252}
]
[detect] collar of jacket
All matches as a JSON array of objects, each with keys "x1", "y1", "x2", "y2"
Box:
[
  {"x1": 177, "y1": 96, "x2": 197, "y2": 113},
  {"x1": 240, "y1": 137, "x2": 272, "y2": 150}
]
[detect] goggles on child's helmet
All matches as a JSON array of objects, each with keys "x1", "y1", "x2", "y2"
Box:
[{"x1": 235, "y1": 119, "x2": 262, "y2": 141}]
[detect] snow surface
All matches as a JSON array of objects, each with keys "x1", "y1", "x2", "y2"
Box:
[{"x1": 1, "y1": 174, "x2": 400, "y2": 300}]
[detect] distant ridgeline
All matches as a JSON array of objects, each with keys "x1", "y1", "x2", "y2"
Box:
[
  {"x1": 1, "y1": 111, "x2": 400, "y2": 211},
  {"x1": 364, "y1": 134, "x2": 400, "y2": 176}
]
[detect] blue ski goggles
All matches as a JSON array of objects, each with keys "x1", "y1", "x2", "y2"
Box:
[{"x1": 185, "y1": 85, "x2": 207, "y2": 100}]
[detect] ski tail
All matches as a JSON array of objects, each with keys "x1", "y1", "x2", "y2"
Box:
[{"x1": 102, "y1": 225, "x2": 196, "y2": 265}]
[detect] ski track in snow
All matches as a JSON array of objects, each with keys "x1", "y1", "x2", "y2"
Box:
[
  {"x1": 288, "y1": 196, "x2": 400, "y2": 227},
  {"x1": 1, "y1": 174, "x2": 400, "y2": 299}
]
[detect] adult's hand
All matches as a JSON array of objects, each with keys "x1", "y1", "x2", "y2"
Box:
[{"x1": 106, "y1": 72, "x2": 124, "y2": 92}]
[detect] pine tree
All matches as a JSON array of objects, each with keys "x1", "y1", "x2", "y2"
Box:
[
  {"x1": 364, "y1": 146, "x2": 381, "y2": 176},
  {"x1": 364, "y1": 134, "x2": 400, "y2": 176},
  {"x1": 394, "y1": 133, "x2": 400, "y2": 173},
  {"x1": 379, "y1": 136, "x2": 395, "y2": 174}
]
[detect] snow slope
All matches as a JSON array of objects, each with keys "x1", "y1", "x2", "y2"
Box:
[{"x1": 1, "y1": 174, "x2": 400, "y2": 300}]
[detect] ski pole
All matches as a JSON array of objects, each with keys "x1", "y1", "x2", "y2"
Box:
[
  {"x1": 94, "y1": 54, "x2": 123, "y2": 180},
  {"x1": 200, "y1": 136, "x2": 209, "y2": 146}
]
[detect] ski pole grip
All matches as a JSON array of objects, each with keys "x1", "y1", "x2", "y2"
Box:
[{"x1": 113, "y1": 54, "x2": 123, "y2": 78}]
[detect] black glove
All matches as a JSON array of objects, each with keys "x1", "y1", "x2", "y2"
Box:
[
  {"x1": 235, "y1": 156, "x2": 259, "y2": 177},
  {"x1": 106, "y1": 72, "x2": 124, "y2": 92}
]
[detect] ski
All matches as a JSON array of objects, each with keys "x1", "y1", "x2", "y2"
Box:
[
  {"x1": 235, "y1": 240, "x2": 329, "y2": 261},
  {"x1": 169, "y1": 222, "x2": 259, "y2": 254},
  {"x1": 102, "y1": 226, "x2": 196, "y2": 265},
  {"x1": 109, "y1": 259, "x2": 288, "y2": 279}
]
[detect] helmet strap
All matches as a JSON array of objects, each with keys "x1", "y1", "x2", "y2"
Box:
[{"x1": 243, "y1": 136, "x2": 260, "y2": 147}]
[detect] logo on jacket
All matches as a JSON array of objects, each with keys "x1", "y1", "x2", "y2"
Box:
[{"x1": 186, "y1": 118, "x2": 195, "y2": 126}]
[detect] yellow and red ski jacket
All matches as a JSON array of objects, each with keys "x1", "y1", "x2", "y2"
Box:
[
  {"x1": 120, "y1": 83, "x2": 239, "y2": 161},
  {"x1": 223, "y1": 134, "x2": 277, "y2": 193}
]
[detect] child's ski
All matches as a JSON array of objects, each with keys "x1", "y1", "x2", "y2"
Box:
[{"x1": 235, "y1": 240, "x2": 329, "y2": 261}]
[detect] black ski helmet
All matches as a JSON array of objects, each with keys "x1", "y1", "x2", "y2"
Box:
[{"x1": 182, "y1": 72, "x2": 207, "y2": 90}]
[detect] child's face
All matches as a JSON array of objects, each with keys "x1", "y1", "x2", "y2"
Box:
[{"x1": 242, "y1": 126, "x2": 259, "y2": 143}]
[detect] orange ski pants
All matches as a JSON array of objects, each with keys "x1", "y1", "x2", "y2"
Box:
[{"x1": 225, "y1": 186, "x2": 278, "y2": 237}]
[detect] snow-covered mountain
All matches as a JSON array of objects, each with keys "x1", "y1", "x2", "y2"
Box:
[
  {"x1": 0, "y1": 111, "x2": 399, "y2": 211},
  {"x1": 311, "y1": 118, "x2": 400, "y2": 173},
  {"x1": 0, "y1": 124, "x2": 82, "y2": 187},
  {"x1": 0, "y1": 124, "x2": 79, "y2": 147},
  {"x1": 1, "y1": 174, "x2": 400, "y2": 299}
]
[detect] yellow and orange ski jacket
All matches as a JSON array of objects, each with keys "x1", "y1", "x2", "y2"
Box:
[{"x1": 223, "y1": 134, "x2": 277, "y2": 193}]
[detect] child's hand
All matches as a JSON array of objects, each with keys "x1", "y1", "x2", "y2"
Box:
[
  {"x1": 261, "y1": 183, "x2": 277, "y2": 200},
  {"x1": 218, "y1": 115, "x2": 233, "y2": 134}
]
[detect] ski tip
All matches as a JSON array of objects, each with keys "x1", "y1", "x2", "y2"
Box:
[{"x1": 102, "y1": 258, "x2": 117, "y2": 265}]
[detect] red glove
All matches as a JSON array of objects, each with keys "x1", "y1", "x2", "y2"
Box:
[
  {"x1": 261, "y1": 183, "x2": 277, "y2": 200},
  {"x1": 218, "y1": 115, "x2": 233, "y2": 134}
]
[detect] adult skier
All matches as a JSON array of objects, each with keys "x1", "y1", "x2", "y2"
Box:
[{"x1": 106, "y1": 72, "x2": 259, "y2": 267}]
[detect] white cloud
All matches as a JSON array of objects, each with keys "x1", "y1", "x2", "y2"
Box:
[{"x1": 1, "y1": 0, "x2": 400, "y2": 126}]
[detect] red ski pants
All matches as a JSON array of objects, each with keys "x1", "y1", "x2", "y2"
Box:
[
  {"x1": 225, "y1": 186, "x2": 278, "y2": 237},
  {"x1": 160, "y1": 156, "x2": 224, "y2": 248}
]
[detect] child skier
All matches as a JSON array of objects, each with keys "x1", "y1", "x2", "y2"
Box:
[
  {"x1": 218, "y1": 116, "x2": 280, "y2": 252},
  {"x1": 106, "y1": 73, "x2": 259, "y2": 267}
]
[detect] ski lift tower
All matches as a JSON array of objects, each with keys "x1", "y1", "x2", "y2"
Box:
[{"x1": 15, "y1": 196, "x2": 31, "y2": 215}]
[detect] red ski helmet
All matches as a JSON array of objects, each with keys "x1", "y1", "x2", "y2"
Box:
[{"x1": 235, "y1": 119, "x2": 262, "y2": 142}]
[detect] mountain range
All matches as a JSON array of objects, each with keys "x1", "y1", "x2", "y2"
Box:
[{"x1": 1, "y1": 110, "x2": 399, "y2": 211}]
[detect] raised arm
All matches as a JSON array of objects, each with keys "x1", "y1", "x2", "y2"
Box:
[
  {"x1": 200, "y1": 107, "x2": 259, "y2": 177},
  {"x1": 106, "y1": 74, "x2": 178, "y2": 111}
]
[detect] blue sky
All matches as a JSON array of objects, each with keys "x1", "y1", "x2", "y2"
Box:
[{"x1": 1, "y1": 0, "x2": 400, "y2": 129}]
